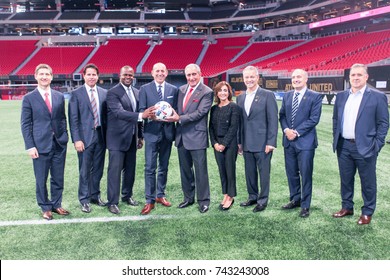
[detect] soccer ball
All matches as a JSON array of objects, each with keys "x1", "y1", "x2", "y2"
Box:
[{"x1": 154, "y1": 101, "x2": 173, "y2": 120}]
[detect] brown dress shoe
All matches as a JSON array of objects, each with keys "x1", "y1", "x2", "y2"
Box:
[
  {"x1": 156, "y1": 197, "x2": 172, "y2": 207},
  {"x1": 42, "y1": 211, "x2": 53, "y2": 220},
  {"x1": 357, "y1": 215, "x2": 372, "y2": 225},
  {"x1": 141, "y1": 203, "x2": 155, "y2": 215},
  {"x1": 53, "y1": 207, "x2": 70, "y2": 215},
  {"x1": 332, "y1": 209, "x2": 354, "y2": 218}
]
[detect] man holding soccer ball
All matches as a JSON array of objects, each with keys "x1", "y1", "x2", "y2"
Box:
[{"x1": 138, "y1": 62, "x2": 179, "y2": 215}]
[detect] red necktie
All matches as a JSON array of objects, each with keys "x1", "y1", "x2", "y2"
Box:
[
  {"x1": 183, "y1": 87, "x2": 194, "y2": 111},
  {"x1": 44, "y1": 92, "x2": 52, "y2": 113}
]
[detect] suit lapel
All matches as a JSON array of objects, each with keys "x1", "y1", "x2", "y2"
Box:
[
  {"x1": 81, "y1": 86, "x2": 93, "y2": 114},
  {"x1": 356, "y1": 88, "x2": 370, "y2": 121},
  {"x1": 34, "y1": 89, "x2": 51, "y2": 115},
  {"x1": 248, "y1": 89, "x2": 261, "y2": 118}
]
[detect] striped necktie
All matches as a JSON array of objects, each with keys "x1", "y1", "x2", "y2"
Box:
[
  {"x1": 90, "y1": 88, "x2": 99, "y2": 128},
  {"x1": 291, "y1": 91, "x2": 299, "y2": 128},
  {"x1": 157, "y1": 85, "x2": 163, "y2": 100}
]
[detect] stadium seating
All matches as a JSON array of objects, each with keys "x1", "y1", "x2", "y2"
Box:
[
  {"x1": 0, "y1": 40, "x2": 38, "y2": 75},
  {"x1": 87, "y1": 39, "x2": 150, "y2": 74},
  {"x1": 17, "y1": 46, "x2": 94, "y2": 75}
]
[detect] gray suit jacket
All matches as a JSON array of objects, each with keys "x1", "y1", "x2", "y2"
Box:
[
  {"x1": 237, "y1": 87, "x2": 278, "y2": 152},
  {"x1": 175, "y1": 83, "x2": 213, "y2": 150},
  {"x1": 68, "y1": 85, "x2": 107, "y2": 148},
  {"x1": 139, "y1": 81, "x2": 178, "y2": 142}
]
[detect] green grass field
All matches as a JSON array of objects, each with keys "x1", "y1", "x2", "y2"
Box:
[{"x1": 0, "y1": 100, "x2": 389, "y2": 260}]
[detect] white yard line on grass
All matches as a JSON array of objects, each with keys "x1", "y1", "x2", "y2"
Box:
[{"x1": 0, "y1": 214, "x2": 175, "y2": 227}]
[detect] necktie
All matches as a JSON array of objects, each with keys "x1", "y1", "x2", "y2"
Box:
[
  {"x1": 183, "y1": 87, "x2": 194, "y2": 111},
  {"x1": 126, "y1": 87, "x2": 136, "y2": 111},
  {"x1": 90, "y1": 88, "x2": 99, "y2": 128},
  {"x1": 291, "y1": 91, "x2": 300, "y2": 128},
  {"x1": 44, "y1": 92, "x2": 52, "y2": 113},
  {"x1": 157, "y1": 85, "x2": 163, "y2": 100}
]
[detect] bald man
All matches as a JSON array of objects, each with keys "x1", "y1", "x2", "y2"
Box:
[{"x1": 279, "y1": 69, "x2": 322, "y2": 218}]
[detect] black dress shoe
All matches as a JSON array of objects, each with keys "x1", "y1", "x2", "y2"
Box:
[
  {"x1": 282, "y1": 200, "x2": 301, "y2": 210},
  {"x1": 122, "y1": 197, "x2": 139, "y2": 206},
  {"x1": 253, "y1": 204, "x2": 267, "y2": 213},
  {"x1": 222, "y1": 199, "x2": 234, "y2": 211},
  {"x1": 178, "y1": 201, "x2": 194, "y2": 208},
  {"x1": 91, "y1": 198, "x2": 107, "y2": 207},
  {"x1": 299, "y1": 208, "x2": 310, "y2": 218},
  {"x1": 240, "y1": 200, "x2": 257, "y2": 207},
  {"x1": 81, "y1": 203, "x2": 91, "y2": 213},
  {"x1": 108, "y1": 204, "x2": 120, "y2": 214},
  {"x1": 199, "y1": 205, "x2": 209, "y2": 213}
]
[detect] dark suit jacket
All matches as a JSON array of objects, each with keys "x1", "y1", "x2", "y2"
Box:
[
  {"x1": 279, "y1": 89, "x2": 322, "y2": 150},
  {"x1": 237, "y1": 87, "x2": 278, "y2": 152},
  {"x1": 139, "y1": 81, "x2": 178, "y2": 142},
  {"x1": 175, "y1": 83, "x2": 214, "y2": 150},
  {"x1": 21, "y1": 88, "x2": 68, "y2": 153},
  {"x1": 333, "y1": 87, "x2": 389, "y2": 158},
  {"x1": 106, "y1": 83, "x2": 143, "y2": 151},
  {"x1": 68, "y1": 85, "x2": 107, "y2": 148}
]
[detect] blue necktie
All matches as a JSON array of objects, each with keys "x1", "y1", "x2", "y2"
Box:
[
  {"x1": 157, "y1": 85, "x2": 163, "y2": 100},
  {"x1": 291, "y1": 91, "x2": 299, "y2": 128}
]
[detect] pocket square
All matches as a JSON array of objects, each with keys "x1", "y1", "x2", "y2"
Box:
[
  {"x1": 167, "y1": 96, "x2": 173, "y2": 99},
  {"x1": 193, "y1": 99, "x2": 199, "y2": 102}
]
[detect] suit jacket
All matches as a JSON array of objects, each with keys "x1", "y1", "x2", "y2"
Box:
[
  {"x1": 139, "y1": 81, "x2": 178, "y2": 142},
  {"x1": 237, "y1": 87, "x2": 278, "y2": 152},
  {"x1": 106, "y1": 83, "x2": 143, "y2": 151},
  {"x1": 175, "y1": 83, "x2": 213, "y2": 150},
  {"x1": 333, "y1": 87, "x2": 389, "y2": 158},
  {"x1": 21, "y1": 88, "x2": 68, "y2": 153},
  {"x1": 279, "y1": 89, "x2": 322, "y2": 150},
  {"x1": 68, "y1": 85, "x2": 107, "y2": 148}
]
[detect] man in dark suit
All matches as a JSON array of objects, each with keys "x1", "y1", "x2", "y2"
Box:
[
  {"x1": 237, "y1": 66, "x2": 278, "y2": 213},
  {"x1": 106, "y1": 65, "x2": 153, "y2": 214},
  {"x1": 279, "y1": 69, "x2": 323, "y2": 218},
  {"x1": 138, "y1": 62, "x2": 178, "y2": 215},
  {"x1": 166, "y1": 64, "x2": 213, "y2": 213},
  {"x1": 21, "y1": 64, "x2": 70, "y2": 220},
  {"x1": 332, "y1": 63, "x2": 389, "y2": 225},
  {"x1": 68, "y1": 64, "x2": 107, "y2": 213}
]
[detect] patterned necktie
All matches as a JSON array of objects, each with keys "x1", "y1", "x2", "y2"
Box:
[
  {"x1": 183, "y1": 87, "x2": 194, "y2": 111},
  {"x1": 44, "y1": 92, "x2": 52, "y2": 113},
  {"x1": 90, "y1": 88, "x2": 99, "y2": 128},
  {"x1": 291, "y1": 91, "x2": 300, "y2": 128},
  {"x1": 157, "y1": 85, "x2": 163, "y2": 100}
]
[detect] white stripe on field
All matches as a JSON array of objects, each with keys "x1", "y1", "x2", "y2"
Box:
[{"x1": 0, "y1": 214, "x2": 175, "y2": 227}]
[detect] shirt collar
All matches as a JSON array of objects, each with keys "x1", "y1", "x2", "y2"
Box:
[
  {"x1": 37, "y1": 87, "x2": 51, "y2": 96},
  {"x1": 350, "y1": 85, "x2": 366, "y2": 95},
  {"x1": 246, "y1": 85, "x2": 259, "y2": 95},
  {"x1": 85, "y1": 85, "x2": 97, "y2": 93}
]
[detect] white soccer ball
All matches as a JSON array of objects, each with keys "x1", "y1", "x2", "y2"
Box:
[{"x1": 154, "y1": 101, "x2": 173, "y2": 120}]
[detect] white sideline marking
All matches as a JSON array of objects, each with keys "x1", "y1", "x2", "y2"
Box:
[{"x1": 0, "y1": 214, "x2": 174, "y2": 227}]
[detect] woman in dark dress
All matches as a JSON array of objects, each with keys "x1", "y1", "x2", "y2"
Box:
[{"x1": 209, "y1": 81, "x2": 240, "y2": 210}]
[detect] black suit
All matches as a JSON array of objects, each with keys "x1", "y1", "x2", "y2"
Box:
[
  {"x1": 106, "y1": 83, "x2": 143, "y2": 205},
  {"x1": 139, "y1": 81, "x2": 178, "y2": 204},
  {"x1": 209, "y1": 102, "x2": 240, "y2": 197},
  {"x1": 21, "y1": 88, "x2": 68, "y2": 211},
  {"x1": 68, "y1": 85, "x2": 107, "y2": 204},
  {"x1": 237, "y1": 87, "x2": 278, "y2": 206}
]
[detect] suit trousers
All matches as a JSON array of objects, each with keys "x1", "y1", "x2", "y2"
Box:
[
  {"x1": 337, "y1": 138, "x2": 377, "y2": 216},
  {"x1": 77, "y1": 128, "x2": 106, "y2": 204},
  {"x1": 33, "y1": 138, "x2": 67, "y2": 211},
  {"x1": 243, "y1": 151, "x2": 272, "y2": 205},
  {"x1": 284, "y1": 143, "x2": 315, "y2": 209},
  {"x1": 214, "y1": 143, "x2": 238, "y2": 197},
  {"x1": 144, "y1": 132, "x2": 173, "y2": 203},
  {"x1": 107, "y1": 135, "x2": 137, "y2": 205},
  {"x1": 177, "y1": 145, "x2": 210, "y2": 207}
]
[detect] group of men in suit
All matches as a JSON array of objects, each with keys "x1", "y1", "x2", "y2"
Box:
[{"x1": 21, "y1": 62, "x2": 388, "y2": 225}]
